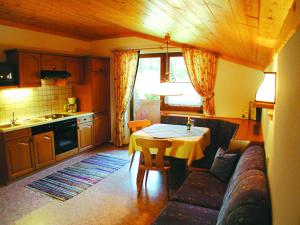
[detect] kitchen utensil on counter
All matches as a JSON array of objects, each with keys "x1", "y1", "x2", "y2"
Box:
[{"x1": 67, "y1": 97, "x2": 78, "y2": 112}]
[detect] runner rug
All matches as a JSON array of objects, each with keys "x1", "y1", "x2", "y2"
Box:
[{"x1": 26, "y1": 153, "x2": 129, "y2": 201}]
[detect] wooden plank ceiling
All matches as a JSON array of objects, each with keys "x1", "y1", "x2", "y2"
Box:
[{"x1": 0, "y1": 0, "x2": 295, "y2": 69}]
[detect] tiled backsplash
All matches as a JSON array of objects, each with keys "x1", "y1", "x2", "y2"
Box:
[{"x1": 0, "y1": 80, "x2": 72, "y2": 123}]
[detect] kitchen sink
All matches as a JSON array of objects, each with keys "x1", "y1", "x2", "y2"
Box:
[
  {"x1": 26, "y1": 118, "x2": 47, "y2": 123},
  {"x1": 40, "y1": 114, "x2": 71, "y2": 120}
]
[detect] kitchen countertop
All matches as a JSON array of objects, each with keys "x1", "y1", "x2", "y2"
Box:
[{"x1": 0, "y1": 112, "x2": 94, "y2": 133}]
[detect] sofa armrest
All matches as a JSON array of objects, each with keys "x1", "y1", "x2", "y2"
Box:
[{"x1": 227, "y1": 139, "x2": 251, "y2": 154}]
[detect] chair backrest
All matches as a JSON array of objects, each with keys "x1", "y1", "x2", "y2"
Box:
[
  {"x1": 136, "y1": 138, "x2": 172, "y2": 169},
  {"x1": 128, "y1": 120, "x2": 151, "y2": 132}
]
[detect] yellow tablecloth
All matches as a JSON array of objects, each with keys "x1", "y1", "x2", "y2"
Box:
[{"x1": 128, "y1": 124, "x2": 210, "y2": 166}]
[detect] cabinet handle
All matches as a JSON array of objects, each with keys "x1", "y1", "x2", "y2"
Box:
[
  {"x1": 19, "y1": 142, "x2": 29, "y2": 146},
  {"x1": 44, "y1": 136, "x2": 51, "y2": 140}
]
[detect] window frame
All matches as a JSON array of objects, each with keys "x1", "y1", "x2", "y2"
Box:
[{"x1": 132, "y1": 52, "x2": 203, "y2": 115}]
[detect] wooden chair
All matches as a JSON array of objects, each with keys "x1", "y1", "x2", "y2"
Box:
[
  {"x1": 135, "y1": 138, "x2": 172, "y2": 198},
  {"x1": 128, "y1": 120, "x2": 151, "y2": 169}
]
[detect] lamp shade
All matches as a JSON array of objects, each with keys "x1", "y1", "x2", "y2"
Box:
[
  {"x1": 150, "y1": 82, "x2": 182, "y2": 96},
  {"x1": 255, "y1": 72, "x2": 276, "y2": 103}
]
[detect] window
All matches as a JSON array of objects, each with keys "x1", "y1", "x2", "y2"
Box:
[
  {"x1": 164, "y1": 55, "x2": 202, "y2": 111},
  {"x1": 132, "y1": 55, "x2": 161, "y2": 123},
  {"x1": 132, "y1": 53, "x2": 203, "y2": 117}
]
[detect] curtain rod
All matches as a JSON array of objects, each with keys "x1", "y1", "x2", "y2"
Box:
[{"x1": 112, "y1": 46, "x2": 180, "y2": 52}]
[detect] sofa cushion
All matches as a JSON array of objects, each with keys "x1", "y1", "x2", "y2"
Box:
[
  {"x1": 222, "y1": 169, "x2": 265, "y2": 206},
  {"x1": 209, "y1": 148, "x2": 239, "y2": 183},
  {"x1": 152, "y1": 201, "x2": 219, "y2": 225},
  {"x1": 217, "y1": 120, "x2": 238, "y2": 148},
  {"x1": 171, "y1": 171, "x2": 227, "y2": 210},
  {"x1": 230, "y1": 145, "x2": 266, "y2": 182},
  {"x1": 216, "y1": 170, "x2": 271, "y2": 225},
  {"x1": 190, "y1": 144, "x2": 219, "y2": 169}
]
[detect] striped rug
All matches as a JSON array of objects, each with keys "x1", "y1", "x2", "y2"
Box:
[{"x1": 26, "y1": 153, "x2": 129, "y2": 201}]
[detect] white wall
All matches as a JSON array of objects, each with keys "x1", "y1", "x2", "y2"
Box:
[
  {"x1": 214, "y1": 59, "x2": 263, "y2": 118},
  {"x1": 262, "y1": 29, "x2": 300, "y2": 225},
  {"x1": 0, "y1": 24, "x2": 91, "y2": 61}
]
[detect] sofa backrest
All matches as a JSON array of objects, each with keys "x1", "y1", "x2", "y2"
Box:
[
  {"x1": 224, "y1": 145, "x2": 267, "y2": 201},
  {"x1": 217, "y1": 146, "x2": 271, "y2": 225},
  {"x1": 217, "y1": 120, "x2": 239, "y2": 149},
  {"x1": 216, "y1": 170, "x2": 271, "y2": 225},
  {"x1": 160, "y1": 115, "x2": 187, "y2": 125},
  {"x1": 192, "y1": 117, "x2": 220, "y2": 144},
  {"x1": 160, "y1": 115, "x2": 238, "y2": 148}
]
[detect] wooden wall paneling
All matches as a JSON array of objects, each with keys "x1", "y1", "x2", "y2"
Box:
[
  {"x1": 273, "y1": 0, "x2": 300, "y2": 58},
  {"x1": 0, "y1": 1, "x2": 296, "y2": 69}
]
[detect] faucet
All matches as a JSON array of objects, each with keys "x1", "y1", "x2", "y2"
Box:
[{"x1": 10, "y1": 112, "x2": 17, "y2": 126}]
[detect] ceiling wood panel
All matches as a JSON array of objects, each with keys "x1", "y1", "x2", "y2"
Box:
[{"x1": 0, "y1": 0, "x2": 296, "y2": 69}]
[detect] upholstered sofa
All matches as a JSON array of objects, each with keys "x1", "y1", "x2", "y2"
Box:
[
  {"x1": 152, "y1": 145, "x2": 272, "y2": 225},
  {"x1": 161, "y1": 115, "x2": 239, "y2": 169}
]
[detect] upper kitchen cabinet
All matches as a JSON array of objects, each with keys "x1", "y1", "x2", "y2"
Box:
[
  {"x1": 66, "y1": 56, "x2": 83, "y2": 84},
  {"x1": 5, "y1": 50, "x2": 41, "y2": 87},
  {"x1": 41, "y1": 54, "x2": 66, "y2": 71},
  {"x1": 73, "y1": 57, "x2": 110, "y2": 113}
]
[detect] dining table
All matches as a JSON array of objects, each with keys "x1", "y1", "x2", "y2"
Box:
[{"x1": 128, "y1": 123, "x2": 211, "y2": 166}]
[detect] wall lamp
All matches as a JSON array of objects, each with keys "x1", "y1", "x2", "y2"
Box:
[{"x1": 253, "y1": 72, "x2": 276, "y2": 109}]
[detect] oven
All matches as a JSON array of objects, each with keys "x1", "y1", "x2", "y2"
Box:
[{"x1": 52, "y1": 118, "x2": 78, "y2": 155}]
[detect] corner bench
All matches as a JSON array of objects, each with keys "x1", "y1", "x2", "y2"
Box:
[
  {"x1": 152, "y1": 145, "x2": 272, "y2": 225},
  {"x1": 161, "y1": 115, "x2": 239, "y2": 170}
]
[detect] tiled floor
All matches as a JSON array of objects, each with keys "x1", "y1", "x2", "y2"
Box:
[{"x1": 0, "y1": 144, "x2": 185, "y2": 225}]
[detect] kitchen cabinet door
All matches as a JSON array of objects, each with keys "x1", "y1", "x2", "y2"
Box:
[
  {"x1": 67, "y1": 56, "x2": 83, "y2": 84},
  {"x1": 93, "y1": 113, "x2": 109, "y2": 146},
  {"x1": 92, "y1": 71, "x2": 106, "y2": 113},
  {"x1": 78, "y1": 122, "x2": 93, "y2": 152},
  {"x1": 42, "y1": 54, "x2": 66, "y2": 71},
  {"x1": 92, "y1": 59, "x2": 110, "y2": 113},
  {"x1": 19, "y1": 52, "x2": 41, "y2": 87},
  {"x1": 33, "y1": 131, "x2": 55, "y2": 169},
  {"x1": 5, "y1": 137, "x2": 35, "y2": 179}
]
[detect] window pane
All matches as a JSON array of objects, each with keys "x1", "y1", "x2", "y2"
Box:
[
  {"x1": 167, "y1": 56, "x2": 202, "y2": 107},
  {"x1": 169, "y1": 56, "x2": 190, "y2": 82},
  {"x1": 133, "y1": 57, "x2": 160, "y2": 123},
  {"x1": 165, "y1": 83, "x2": 202, "y2": 106}
]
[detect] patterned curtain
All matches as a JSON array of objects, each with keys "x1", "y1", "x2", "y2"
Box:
[
  {"x1": 182, "y1": 48, "x2": 218, "y2": 116},
  {"x1": 114, "y1": 49, "x2": 139, "y2": 146}
]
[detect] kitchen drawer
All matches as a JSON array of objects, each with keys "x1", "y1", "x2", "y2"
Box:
[
  {"x1": 77, "y1": 115, "x2": 93, "y2": 124},
  {"x1": 4, "y1": 128, "x2": 31, "y2": 142}
]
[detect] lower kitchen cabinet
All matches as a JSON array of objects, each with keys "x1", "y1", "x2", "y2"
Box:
[
  {"x1": 33, "y1": 131, "x2": 55, "y2": 169},
  {"x1": 5, "y1": 136, "x2": 35, "y2": 180},
  {"x1": 78, "y1": 121, "x2": 93, "y2": 152},
  {"x1": 93, "y1": 113, "x2": 109, "y2": 146}
]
